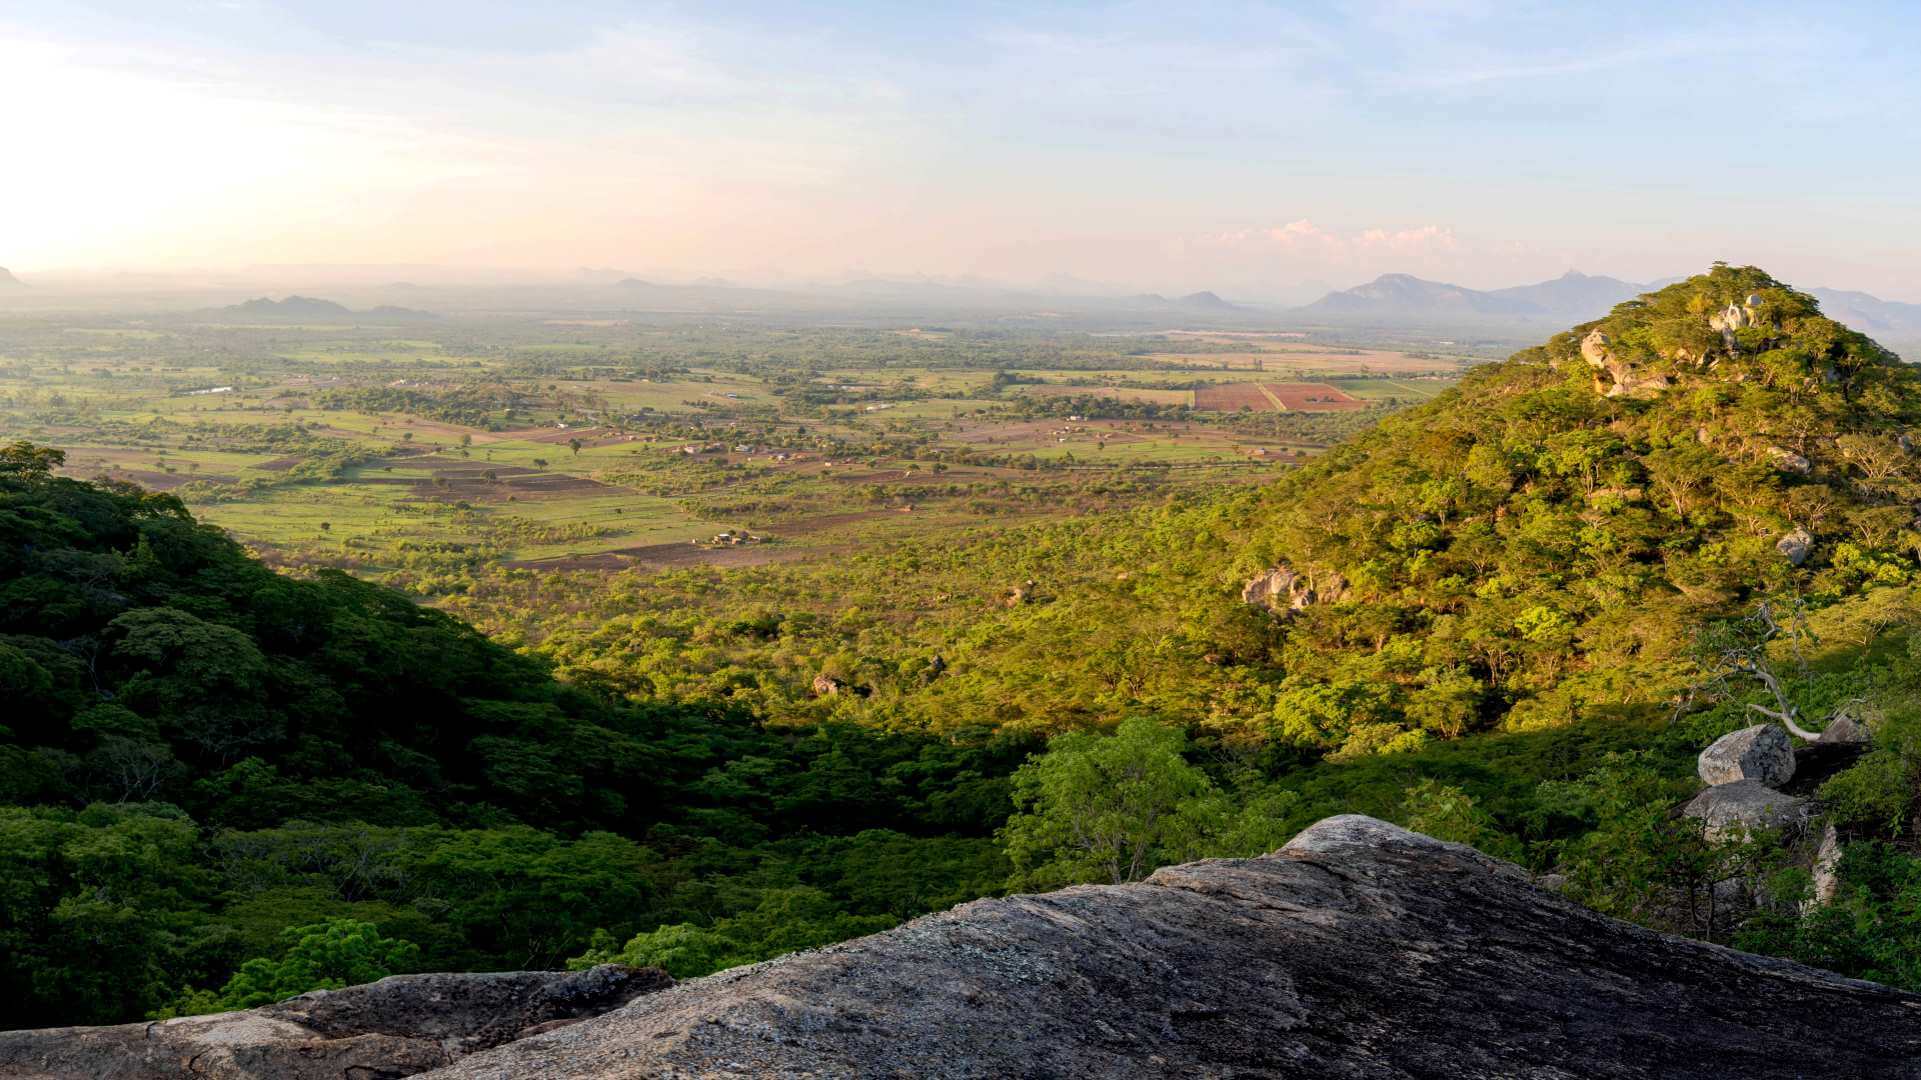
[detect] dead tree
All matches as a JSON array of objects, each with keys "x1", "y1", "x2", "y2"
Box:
[{"x1": 1679, "y1": 599, "x2": 1835, "y2": 741}]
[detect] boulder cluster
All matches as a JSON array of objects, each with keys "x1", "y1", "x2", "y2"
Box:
[
  {"x1": 1685, "y1": 723, "x2": 1805, "y2": 842},
  {"x1": 1684, "y1": 716, "x2": 1872, "y2": 906}
]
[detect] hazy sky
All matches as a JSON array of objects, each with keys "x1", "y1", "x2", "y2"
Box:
[{"x1": 4, "y1": 1, "x2": 1919, "y2": 298}]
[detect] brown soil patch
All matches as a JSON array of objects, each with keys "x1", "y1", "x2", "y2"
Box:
[
  {"x1": 1193, "y1": 383, "x2": 1277, "y2": 411},
  {"x1": 1266, "y1": 383, "x2": 1366, "y2": 411},
  {"x1": 1194, "y1": 382, "x2": 1367, "y2": 412}
]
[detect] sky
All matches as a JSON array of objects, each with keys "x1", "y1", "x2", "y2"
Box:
[{"x1": 3, "y1": 1, "x2": 1919, "y2": 299}]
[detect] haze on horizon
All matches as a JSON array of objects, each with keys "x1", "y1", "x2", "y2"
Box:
[{"x1": 4, "y1": 1, "x2": 1919, "y2": 301}]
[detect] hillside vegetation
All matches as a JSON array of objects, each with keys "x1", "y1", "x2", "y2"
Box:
[
  {"x1": 0, "y1": 443, "x2": 1025, "y2": 1027},
  {"x1": 457, "y1": 266, "x2": 1921, "y2": 760},
  {"x1": 14, "y1": 265, "x2": 1921, "y2": 1027}
]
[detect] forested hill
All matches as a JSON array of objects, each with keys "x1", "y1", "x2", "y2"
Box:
[
  {"x1": 0, "y1": 439, "x2": 669, "y2": 832},
  {"x1": 0, "y1": 442, "x2": 1027, "y2": 1027},
  {"x1": 1229, "y1": 263, "x2": 1921, "y2": 756}
]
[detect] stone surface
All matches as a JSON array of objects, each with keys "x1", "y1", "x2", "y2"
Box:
[
  {"x1": 1240, "y1": 564, "x2": 1346, "y2": 614},
  {"x1": 1818, "y1": 710, "x2": 1874, "y2": 746},
  {"x1": 1810, "y1": 823, "x2": 1844, "y2": 908},
  {"x1": 0, "y1": 966, "x2": 668, "y2": 1080},
  {"x1": 1767, "y1": 446, "x2": 1813, "y2": 474},
  {"x1": 1684, "y1": 779, "x2": 1812, "y2": 842},
  {"x1": 420, "y1": 816, "x2": 1921, "y2": 1079},
  {"x1": 1576, "y1": 327, "x2": 1671, "y2": 399},
  {"x1": 1579, "y1": 327, "x2": 1613, "y2": 367},
  {"x1": 1776, "y1": 526, "x2": 1814, "y2": 566},
  {"x1": 1697, "y1": 723, "x2": 1796, "y2": 787}
]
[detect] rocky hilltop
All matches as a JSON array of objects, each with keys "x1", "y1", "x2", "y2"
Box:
[{"x1": 12, "y1": 815, "x2": 1921, "y2": 1079}]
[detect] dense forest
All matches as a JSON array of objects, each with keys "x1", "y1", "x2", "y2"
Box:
[{"x1": 12, "y1": 266, "x2": 1921, "y2": 1027}]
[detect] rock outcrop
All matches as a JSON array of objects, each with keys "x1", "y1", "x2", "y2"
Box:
[
  {"x1": 1810, "y1": 822, "x2": 1845, "y2": 908},
  {"x1": 1697, "y1": 723, "x2": 1796, "y2": 787},
  {"x1": 1767, "y1": 446, "x2": 1813, "y2": 475},
  {"x1": 0, "y1": 966, "x2": 668, "y2": 1080},
  {"x1": 1818, "y1": 709, "x2": 1874, "y2": 746},
  {"x1": 1683, "y1": 779, "x2": 1812, "y2": 842},
  {"x1": 1776, "y1": 526, "x2": 1814, "y2": 566},
  {"x1": 1240, "y1": 565, "x2": 1347, "y2": 614},
  {"x1": 403, "y1": 816, "x2": 1920, "y2": 1078},
  {"x1": 1578, "y1": 328, "x2": 1671, "y2": 399}
]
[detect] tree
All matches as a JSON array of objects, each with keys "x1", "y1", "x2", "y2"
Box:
[
  {"x1": 999, "y1": 716, "x2": 1220, "y2": 889},
  {"x1": 569, "y1": 437, "x2": 583, "y2": 457},
  {"x1": 165, "y1": 918, "x2": 420, "y2": 1015},
  {"x1": 0, "y1": 441, "x2": 63, "y2": 479},
  {"x1": 1684, "y1": 601, "x2": 1835, "y2": 741}
]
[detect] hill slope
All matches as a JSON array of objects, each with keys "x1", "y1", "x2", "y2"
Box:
[
  {"x1": 1210, "y1": 264, "x2": 1919, "y2": 753},
  {"x1": 0, "y1": 445, "x2": 1023, "y2": 1027}
]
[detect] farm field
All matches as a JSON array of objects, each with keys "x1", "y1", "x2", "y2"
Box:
[
  {"x1": 1192, "y1": 381, "x2": 1368, "y2": 412},
  {"x1": 0, "y1": 312, "x2": 1461, "y2": 593}
]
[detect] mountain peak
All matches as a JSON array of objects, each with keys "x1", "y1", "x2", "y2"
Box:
[
  {"x1": 1179, "y1": 290, "x2": 1236, "y2": 310},
  {"x1": 0, "y1": 267, "x2": 24, "y2": 289},
  {"x1": 1562, "y1": 263, "x2": 1895, "y2": 399}
]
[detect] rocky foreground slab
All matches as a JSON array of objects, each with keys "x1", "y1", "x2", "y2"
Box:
[
  {"x1": 10, "y1": 816, "x2": 1921, "y2": 1078},
  {"x1": 0, "y1": 966, "x2": 668, "y2": 1079},
  {"x1": 429, "y1": 815, "x2": 1921, "y2": 1079}
]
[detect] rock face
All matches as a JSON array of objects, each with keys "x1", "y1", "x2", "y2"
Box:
[
  {"x1": 413, "y1": 816, "x2": 1921, "y2": 1079},
  {"x1": 1776, "y1": 526, "x2": 1813, "y2": 566},
  {"x1": 1240, "y1": 565, "x2": 1347, "y2": 614},
  {"x1": 1683, "y1": 779, "x2": 1812, "y2": 842},
  {"x1": 1767, "y1": 446, "x2": 1813, "y2": 475},
  {"x1": 1811, "y1": 822, "x2": 1844, "y2": 908},
  {"x1": 0, "y1": 966, "x2": 668, "y2": 1080},
  {"x1": 1818, "y1": 710, "x2": 1874, "y2": 746},
  {"x1": 1577, "y1": 328, "x2": 1671, "y2": 399},
  {"x1": 1697, "y1": 723, "x2": 1796, "y2": 786}
]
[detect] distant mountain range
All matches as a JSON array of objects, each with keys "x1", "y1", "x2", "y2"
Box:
[
  {"x1": 1298, "y1": 271, "x2": 1655, "y2": 323},
  {"x1": 1809, "y1": 289, "x2": 1921, "y2": 339},
  {"x1": 0, "y1": 267, "x2": 25, "y2": 290},
  {"x1": 1293, "y1": 271, "x2": 1921, "y2": 341},
  {"x1": 222, "y1": 296, "x2": 438, "y2": 321},
  {"x1": 1132, "y1": 290, "x2": 1241, "y2": 311}
]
